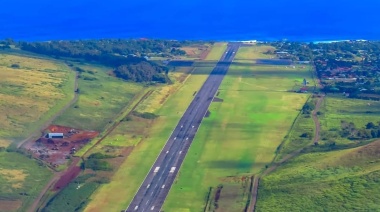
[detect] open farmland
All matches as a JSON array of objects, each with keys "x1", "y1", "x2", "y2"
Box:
[
  {"x1": 53, "y1": 63, "x2": 144, "y2": 132},
  {"x1": 163, "y1": 45, "x2": 312, "y2": 211},
  {"x1": 257, "y1": 139, "x2": 380, "y2": 211},
  {"x1": 0, "y1": 151, "x2": 52, "y2": 212},
  {"x1": 83, "y1": 44, "x2": 227, "y2": 212},
  {"x1": 0, "y1": 54, "x2": 75, "y2": 146}
]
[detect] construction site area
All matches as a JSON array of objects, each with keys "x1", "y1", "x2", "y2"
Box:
[{"x1": 24, "y1": 125, "x2": 99, "y2": 168}]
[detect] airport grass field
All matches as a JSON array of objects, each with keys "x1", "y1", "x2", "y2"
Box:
[
  {"x1": 163, "y1": 45, "x2": 312, "y2": 211},
  {"x1": 83, "y1": 44, "x2": 227, "y2": 212},
  {"x1": 0, "y1": 54, "x2": 75, "y2": 147},
  {"x1": 53, "y1": 63, "x2": 144, "y2": 132},
  {"x1": 275, "y1": 97, "x2": 316, "y2": 160}
]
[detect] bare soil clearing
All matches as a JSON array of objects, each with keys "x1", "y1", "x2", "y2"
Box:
[{"x1": 24, "y1": 125, "x2": 98, "y2": 167}]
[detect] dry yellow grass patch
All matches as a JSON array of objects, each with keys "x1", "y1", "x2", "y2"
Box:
[
  {"x1": 136, "y1": 70, "x2": 190, "y2": 113},
  {"x1": 0, "y1": 169, "x2": 28, "y2": 188},
  {"x1": 0, "y1": 54, "x2": 73, "y2": 139},
  {"x1": 0, "y1": 139, "x2": 11, "y2": 147},
  {"x1": 180, "y1": 46, "x2": 205, "y2": 57}
]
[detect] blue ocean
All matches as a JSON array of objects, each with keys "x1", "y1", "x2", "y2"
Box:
[{"x1": 1, "y1": 0, "x2": 380, "y2": 42}]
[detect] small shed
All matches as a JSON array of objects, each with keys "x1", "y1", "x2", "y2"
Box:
[{"x1": 46, "y1": 133, "x2": 64, "y2": 139}]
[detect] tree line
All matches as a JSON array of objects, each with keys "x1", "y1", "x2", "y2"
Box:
[{"x1": 14, "y1": 39, "x2": 201, "y2": 83}]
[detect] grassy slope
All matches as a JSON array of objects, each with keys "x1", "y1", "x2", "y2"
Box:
[
  {"x1": 163, "y1": 46, "x2": 312, "y2": 211},
  {"x1": 257, "y1": 139, "x2": 380, "y2": 211},
  {"x1": 83, "y1": 43, "x2": 227, "y2": 212},
  {"x1": 256, "y1": 94, "x2": 380, "y2": 211},
  {"x1": 0, "y1": 54, "x2": 75, "y2": 146},
  {"x1": 0, "y1": 151, "x2": 52, "y2": 212},
  {"x1": 53, "y1": 63, "x2": 144, "y2": 131}
]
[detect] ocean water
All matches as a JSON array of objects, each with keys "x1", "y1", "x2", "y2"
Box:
[{"x1": 1, "y1": 0, "x2": 380, "y2": 41}]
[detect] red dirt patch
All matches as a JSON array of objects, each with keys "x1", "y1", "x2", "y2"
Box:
[
  {"x1": 53, "y1": 160, "x2": 81, "y2": 191},
  {"x1": 200, "y1": 47, "x2": 211, "y2": 60},
  {"x1": 0, "y1": 199, "x2": 22, "y2": 211},
  {"x1": 24, "y1": 125, "x2": 98, "y2": 167}
]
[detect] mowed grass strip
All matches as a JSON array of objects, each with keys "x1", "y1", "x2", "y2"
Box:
[
  {"x1": 163, "y1": 45, "x2": 311, "y2": 211},
  {"x1": 83, "y1": 44, "x2": 226, "y2": 212},
  {"x1": 0, "y1": 54, "x2": 75, "y2": 146}
]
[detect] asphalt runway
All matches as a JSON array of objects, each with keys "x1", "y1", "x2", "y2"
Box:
[{"x1": 125, "y1": 42, "x2": 241, "y2": 212}]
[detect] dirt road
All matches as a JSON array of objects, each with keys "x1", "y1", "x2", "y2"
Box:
[
  {"x1": 17, "y1": 65, "x2": 79, "y2": 148},
  {"x1": 249, "y1": 95, "x2": 324, "y2": 212}
]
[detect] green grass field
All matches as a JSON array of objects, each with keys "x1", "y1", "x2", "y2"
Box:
[
  {"x1": 163, "y1": 45, "x2": 312, "y2": 211},
  {"x1": 205, "y1": 43, "x2": 227, "y2": 61},
  {"x1": 275, "y1": 97, "x2": 316, "y2": 160},
  {"x1": 53, "y1": 63, "x2": 144, "y2": 131},
  {"x1": 318, "y1": 95, "x2": 380, "y2": 145},
  {"x1": 83, "y1": 44, "x2": 227, "y2": 211},
  {"x1": 257, "y1": 139, "x2": 380, "y2": 211},
  {"x1": 0, "y1": 151, "x2": 52, "y2": 212},
  {"x1": 0, "y1": 54, "x2": 75, "y2": 147}
]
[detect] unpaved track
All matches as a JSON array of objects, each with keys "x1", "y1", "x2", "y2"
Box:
[
  {"x1": 17, "y1": 65, "x2": 79, "y2": 148},
  {"x1": 250, "y1": 95, "x2": 324, "y2": 212},
  {"x1": 28, "y1": 88, "x2": 153, "y2": 212}
]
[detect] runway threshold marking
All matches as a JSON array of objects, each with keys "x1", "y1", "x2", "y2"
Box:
[
  {"x1": 154, "y1": 167, "x2": 160, "y2": 173},
  {"x1": 151, "y1": 206, "x2": 155, "y2": 210},
  {"x1": 147, "y1": 184, "x2": 150, "y2": 188},
  {"x1": 134, "y1": 206, "x2": 138, "y2": 210},
  {"x1": 161, "y1": 184, "x2": 165, "y2": 189}
]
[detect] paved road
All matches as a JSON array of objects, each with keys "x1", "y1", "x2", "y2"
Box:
[{"x1": 125, "y1": 42, "x2": 241, "y2": 212}]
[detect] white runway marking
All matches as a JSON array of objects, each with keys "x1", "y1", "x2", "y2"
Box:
[
  {"x1": 154, "y1": 167, "x2": 160, "y2": 173},
  {"x1": 151, "y1": 206, "x2": 155, "y2": 210},
  {"x1": 179, "y1": 151, "x2": 182, "y2": 154},
  {"x1": 170, "y1": 167, "x2": 176, "y2": 173},
  {"x1": 147, "y1": 184, "x2": 150, "y2": 188},
  {"x1": 134, "y1": 206, "x2": 139, "y2": 210},
  {"x1": 161, "y1": 184, "x2": 165, "y2": 189}
]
